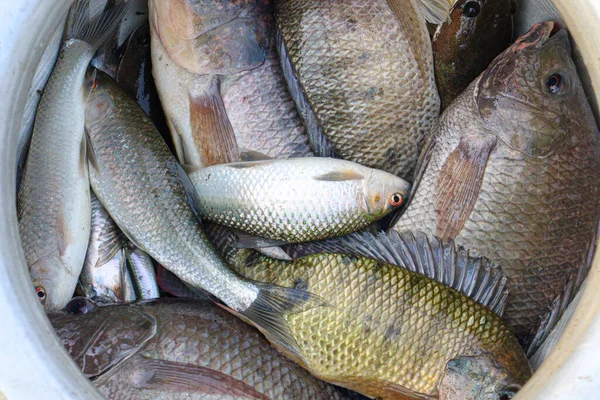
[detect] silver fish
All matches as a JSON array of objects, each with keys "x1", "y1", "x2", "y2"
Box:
[
  {"x1": 85, "y1": 71, "x2": 323, "y2": 358},
  {"x1": 125, "y1": 246, "x2": 160, "y2": 300},
  {"x1": 17, "y1": 0, "x2": 128, "y2": 311}
]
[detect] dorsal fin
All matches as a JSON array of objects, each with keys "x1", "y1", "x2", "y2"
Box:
[{"x1": 285, "y1": 230, "x2": 508, "y2": 316}]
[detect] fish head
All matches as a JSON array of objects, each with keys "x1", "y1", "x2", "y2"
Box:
[
  {"x1": 439, "y1": 355, "x2": 522, "y2": 400},
  {"x1": 30, "y1": 256, "x2": 76, "y2": 311},
  {"x1": 476, "y1": 21, "x2": 590, "y2": 158},
  {"x1": 149, "y1": 0, "x2": 272, "y2": 75},
  {"x1": 47, "y1": 298, "x2": 157, "y2": 378},
  {"x1": 362, "y1": 172, "x2": 411, "y2": 218}
]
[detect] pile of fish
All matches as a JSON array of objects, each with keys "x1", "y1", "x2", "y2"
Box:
[{"x1": 15, "y1": 0, "x2": 600, "y2": 399}]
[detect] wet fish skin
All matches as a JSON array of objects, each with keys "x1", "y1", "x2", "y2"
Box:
[
  {"x1": 433, "y1": 0, "x2": 513, "y2": 110},
  {"x1": 276, "y1": 0, "x2": 440, "y2": 180},
  {"x1": 226, "y1": 250, "x2": 530, "y2": 399},
  {"x1": 189, "y1": 158, "x2": 411, "y2": 243},
  {"x1": 126, "y1": 246, "x2": 160, "y2": 300},
  {"x1": 394, "y1": 22, "x2": 600, "y2": 340},
  {"x1": 149, "y1": 0, "x2": 312, "y2": 168},
  {"x1": 49, "y1": 299, "x2": 345, "y2": 400},
  {"x1": 17, "y1": 0, "x2": 127, "y2": 311}
]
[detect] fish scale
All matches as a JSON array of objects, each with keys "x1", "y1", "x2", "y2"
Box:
[
  {"x1": 277, "y1": 0, "x2": 439, "y2": 179},
  {"x1": 230, "y1": 253, "x2": 529, "y2": 399}
]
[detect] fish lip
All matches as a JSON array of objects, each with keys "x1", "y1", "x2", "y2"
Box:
[{"x1": 513, "y1": 21, "x2": 567, "y2": 49}]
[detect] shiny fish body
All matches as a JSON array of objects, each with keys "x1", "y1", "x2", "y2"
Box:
[
  {"x1": 149, "y1": 0, "x2": 311, "y2": 168},
  {"x1": 229, "y1": 251, "x2": 531, "y2": 399},
  {"x1": 394, "y1": 23, "x2": 600, "y2": 341},
  {"x1": 126, "y1": 246, "x2": 160, "y2": 300},
  {"x1": 78, "y1": 193, "x2": 128, "y2": 302},
  {"x1": 276, "y1": 0, "x2": 440, "y2": 179},
  {"x1": 17, "y1": 39, "x2": 95, "y2": 311},
  {"x1": 49, "y1": 299, "x2": 344, "y2": 400},
  {"x1": 85, "y1": 71, "x2": 258, "y2": 312},
  {"x1": 189, "y1": 158, "x2": 411, "y2": 243}
]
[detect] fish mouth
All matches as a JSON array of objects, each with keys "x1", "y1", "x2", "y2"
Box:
[{"x1": 513, "y1": 21, "x2": 567, "y2": 49}]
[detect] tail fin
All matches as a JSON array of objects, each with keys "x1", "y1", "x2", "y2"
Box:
[
  {"x1": 223, "y1": 282, "x2": 327, "y2": 363},
  {"x1": 67, "y1": 0, "x2": 129, "y2": 51}
]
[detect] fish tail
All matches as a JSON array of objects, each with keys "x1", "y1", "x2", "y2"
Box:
[
  {"x1": 66, "y1": 0, "x2": 129, "y2": 51},
  {"x1": 238, "y1": 282, "x2": 327, "y2": 362}
]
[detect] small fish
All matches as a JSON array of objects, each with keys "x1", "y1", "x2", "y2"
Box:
[
  {"x1": 77, "y1": 192, "x2": 133, "y2": 303},
  {"x1": 394, "y1": 22, "x2": 600, "y2": 344},
  {"x1": 433, "y1": 0, "x2": 514, "y2": 109},
  {"x1": 85, "y1": 70, "x2": 323, "y2": 358},
  {"x1": 125, "y1": 245, "x2": 160, "y2": 300},
  {"x1": 49, "y1": 298, "x2": 344, "y2": 399},
  {"x1": 209, "y1": 227, "x2": 531, "y2": 400},
  {"x1": 275, "y1": 0, "x2": 441, "y2": 179},
  {"x1": 189, "y1": 158, "x2": 411, "y2": 245},
  {"x1": 17, "y1": 0, "x2": 128, "y2": 311},
  {"x1": 149, "y1": 0, "x2": 312, "y2": 169}
]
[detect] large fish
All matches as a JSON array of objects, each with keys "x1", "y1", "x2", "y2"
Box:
[
  {"x1": 275, "y1": 0, "x2": 441, "y2": 180},
  {"x1": 49, "y1": 298, "x2": 344, "y2": 399},
  {"x1": 433, "y1": 0, "x2": 514, "y2": 109},
  {"x1": 210, "y1": 228, "x2": 531, "y2": 400},
  {"x1": 393, "y1": 22, "x2": 600, "y2": 344},
  {"x1": 85, "y1": 71, "x2": 322, "y2": 357},
  {"x1": 189, "y1": 158, "x2": 410, "y2": 244},
  {"x1": 149, "y1": 0, "x2": 312, "y2": 168},
  {"x1": 17, "y1": 0, "x2": 128, "y2": 311}
]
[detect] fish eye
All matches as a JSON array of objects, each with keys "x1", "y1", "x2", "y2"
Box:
[
  {"x1": 547, "y1": 73, "x2": 563, "y2": 94},
  {"x1": 463, "y1": 1, "x2": 481, "y2": 18},
  {"x1": 390, "y1": 193, "x2": 403, "y2": 207},
  {"x1": 499, "y1": 384, "x2": 521, "y2": 400},
  {"x1": 35, "y1": 286, "x2": 46, "y2": 302},
  {"x1": 65, "y1": 297, "x2": 95, "y2": 315}
]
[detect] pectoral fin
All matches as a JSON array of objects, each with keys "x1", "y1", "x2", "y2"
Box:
[
  {"x1": 189, "y1": 77, "x2": 239, "y2": 167},
  {"x1": 128, "y1": 356, "x2": 270, "y2": 399},
  {"x1": 435, "y1": 135, "x2": 496, "y2": 242}
]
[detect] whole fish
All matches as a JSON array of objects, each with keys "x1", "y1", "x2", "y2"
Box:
[
  {"x1": 275, "y1": 0, "x2": 441, "y2": 180},
  {"x1": 49, "y1": 298, "x2": 344, "y2": 399},
  {"x1": 433, "y1": 0, "x2": 514, "y2": 109},
  {"x1": 78, "y1": 192, "x2": 134, "y2": 303},
  {"x1": 150, "y1": 0, "x2": 312, "y2": 168},
  {"x1": 189, "y1": 158, "x2": 410, "y2": 244},
  {"x1": 85, "y1": 71, "x2": 322, "y2": 357},
  {"x1": 213, "y1": 229, "x2": 531, "y2": 400},
  {"x1": 393, "y1": 22, "x2": 600, "y2": 343},
  {"x1": 17, "y1": 0, "x2": 127, "y2": 311}
]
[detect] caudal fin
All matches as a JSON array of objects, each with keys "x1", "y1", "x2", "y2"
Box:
[
  {"x1": 67, "y1": 0, "x2": 129, "y2": 51},
  {"x1": 224, "y1": 282, "x2": 327, "y2": 363}
]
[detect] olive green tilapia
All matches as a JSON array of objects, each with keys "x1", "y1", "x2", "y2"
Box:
[
  {"x1": 189, "y1": 158, "x2": 410, "y2": 245},
  {"x1": 85, "y1": 71, "x2": 321, "y2": 358},
  {"x1": 433, "y1": 0, "x2": 514, "y2": 109},
  {"x1": 213, "y1": 229, "x2": 531, "y2": 400},
  {"x1": 49, "y1": 298, "x2": 344, "y2": 400},
  {"x1": 150, "y1": 0, "x2": 312, "y2": 168},
  {"x1": 17, "y1": 0, "x2": 127, "y2": 311},
  {"x1": 394, "y1": 22, "x2": 600, "y2": 345},
  {"x1": 276, "y1": 0, "x2": 440, "y2": 179}
]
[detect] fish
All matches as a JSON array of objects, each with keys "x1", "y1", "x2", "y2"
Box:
[
  {"x1": 188, "y1": 158, "x2": 411, "y2": 245},
  {"x1": 125, "y1": 245, "x2": 160, "y2": 300},
  {"x1": 84, "y1": 70, "x2": 323, "y2": 358},
  {"x1": 77, "y1": 192, "x2": 134, "y2": 303},
  {"x1": 17, "y1": 0, "x2": 128, "y2": 311},
  {"x1": 393, "y1": 22, "x2": 600, "y2": 344},
  {"x1": 209, "y1": 227, "x2": 531, "y2": 400},
  {"x1": 433, "y1": 0, "x2": 514, "y2": 109},
  {"x1": 156, "y1": 264, "x2": 207, "y2": 299},
  {"x1": 149, "y1": 0, "x2": 312, "y2": 169},
  {"x1": 49, "y1": 298, "x2": 344, "y2": 400},
  {"x1": 275, "y1": 0, "x2": 441, "y2": 180}
]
